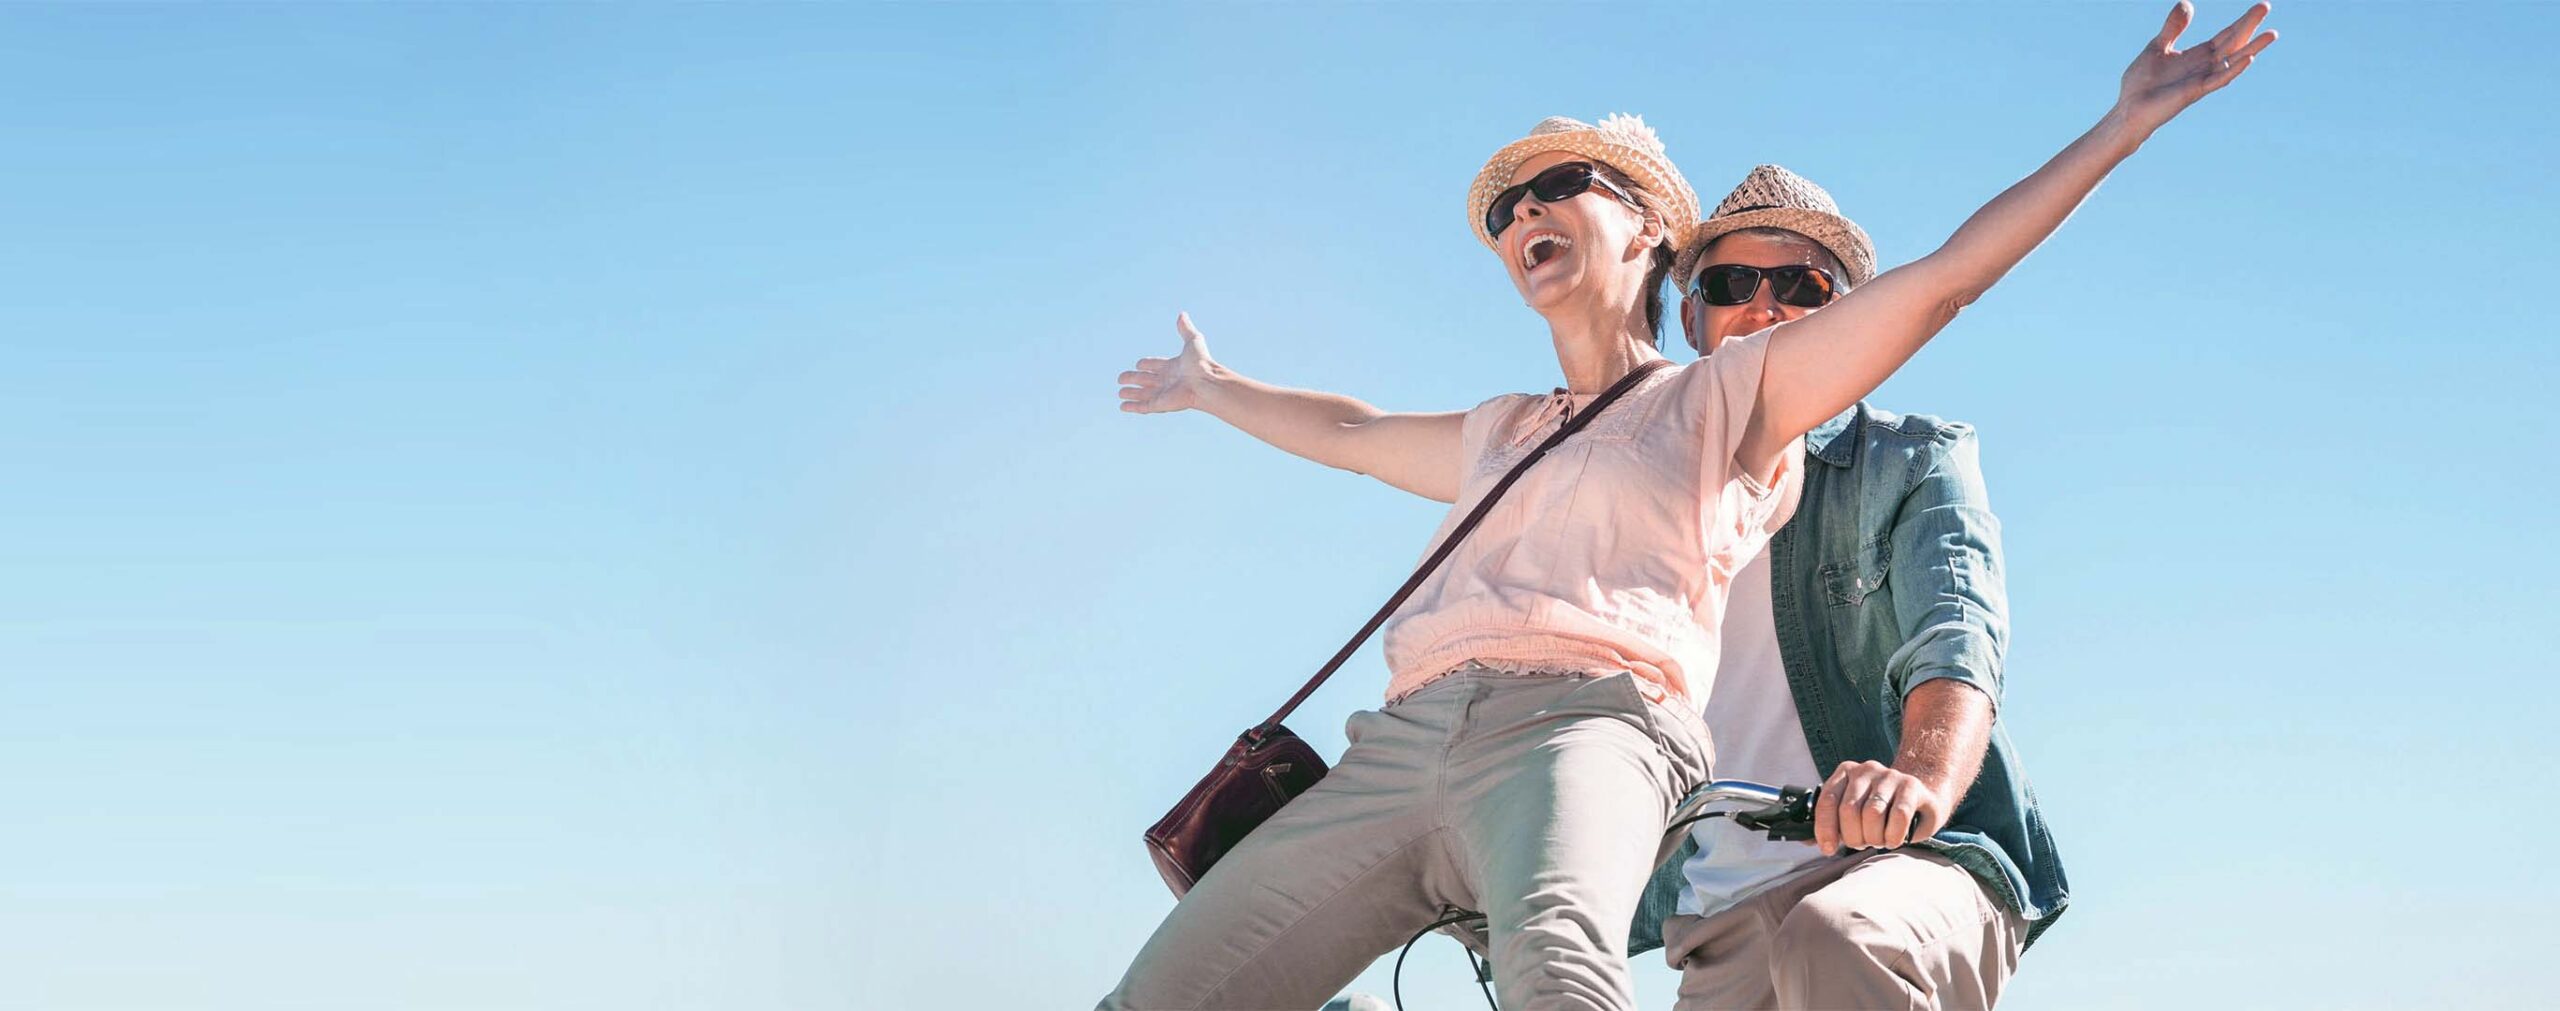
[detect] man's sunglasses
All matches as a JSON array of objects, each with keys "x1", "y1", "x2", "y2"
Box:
[
  {"x1": 1687, "y1": 263, "x2": 1842, "y2": 308},
  {"x1": 1485, "y1": 161, "x2": 1642, "y2": 241}
]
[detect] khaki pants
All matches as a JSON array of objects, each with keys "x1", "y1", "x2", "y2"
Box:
[
  {"x1": 1659, "y1": 849, "x2": 2025, "y2": 1011},
  {"x1": 1100, "y1": 670, "x2": 1711, "y2": 1011}
]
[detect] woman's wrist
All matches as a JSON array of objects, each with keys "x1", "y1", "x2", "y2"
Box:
[
  {"x1": 1191, "y1": 362, "x2": 1238, "y2": 417},
  {"x1": 2092, "y1": 104, "x2": 2156, "y2": 160}
]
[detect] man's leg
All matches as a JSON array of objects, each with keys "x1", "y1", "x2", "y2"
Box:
[
  {"x1": 1768, "y1": 849, "x2": 2025, "y2": 1011},
  {"x1": 1661, "y1": 906, "x2": 1779, "y2": 1011},
  {"x1": 1659, "y1": 854, "x2": 1859, "y2": 1011}
]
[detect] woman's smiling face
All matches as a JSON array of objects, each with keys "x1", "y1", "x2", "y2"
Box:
[{"x1": 1496, "y1": 151, "x2": 1661, "y2": 314}]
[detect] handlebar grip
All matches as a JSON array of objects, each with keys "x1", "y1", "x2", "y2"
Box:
[{"x1": 1732, "y1": 785, "x2": 1820, "y2": 841}]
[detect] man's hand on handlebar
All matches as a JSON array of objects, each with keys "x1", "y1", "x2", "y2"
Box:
[{"x1": 1813, "y1": 760, "x2": 1955, "y2": 856}]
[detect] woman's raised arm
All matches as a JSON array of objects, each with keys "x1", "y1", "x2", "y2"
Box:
[
  {"x1": 1735, "y1": 1, "x2": 2277, "y2": 478},
  {"x1": 1119, "y1": 313, "x2": 1467, "y2": 503}
]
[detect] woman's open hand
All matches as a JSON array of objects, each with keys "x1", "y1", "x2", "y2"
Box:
[
  {"x1": 1119, "y1": 312, "x2": 1220, "y2": 415},
  {"x1": 2116, "y1": 2, "x2": 2278, "y2": 139}
]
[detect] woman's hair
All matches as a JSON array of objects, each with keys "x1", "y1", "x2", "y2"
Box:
[
  {"x1": 1640, "y1": 240, "x2": 1676, "y2": 349},
  {"x1": 1592, "y1": 162, "x2": 1678, "y2": 348}
]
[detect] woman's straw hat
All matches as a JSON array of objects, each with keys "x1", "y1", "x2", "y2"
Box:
[
  {"x1": 1674, "y1": 164, "x2": 1877, "y2": 289},
  {"x1": 1466, "y1": 114, "x2": 1700, "y2": 252}
]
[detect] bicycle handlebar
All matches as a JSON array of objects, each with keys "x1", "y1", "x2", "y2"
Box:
[{"x1": 1667, "y1": 779, "x2": 1821, "y2": 842}]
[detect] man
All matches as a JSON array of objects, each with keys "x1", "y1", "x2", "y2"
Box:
[{"x1": 1628, "y1": 165, "x2": 2069, "y2": 1010}]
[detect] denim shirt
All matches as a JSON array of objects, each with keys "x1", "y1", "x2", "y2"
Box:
[{"x1": 1630, "y1": 403, "x2": 2071, "y2": 954}]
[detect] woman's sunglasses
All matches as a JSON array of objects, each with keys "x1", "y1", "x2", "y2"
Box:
[
  {"x1": 1687, "y1": 263, "x2": 1841, "y2": 308},
  {"x1": 1485, "y1": 161, "x2": 1642, "y2": 241}
]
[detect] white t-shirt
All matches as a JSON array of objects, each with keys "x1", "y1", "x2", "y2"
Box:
[{"x1": 1676, "y1": 546, "x2": 1833, "y2": 917}]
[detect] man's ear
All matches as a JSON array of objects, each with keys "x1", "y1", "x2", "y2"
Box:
[{"x1": 1678, "y1": 293, "x2": 1706, "y2": 354}]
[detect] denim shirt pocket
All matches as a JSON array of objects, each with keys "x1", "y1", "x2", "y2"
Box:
[{"x1": 1819, "y1": 534, "x2": 1891, "y2": 607}]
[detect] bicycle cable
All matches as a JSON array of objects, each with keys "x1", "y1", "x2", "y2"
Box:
[
  {"x1": 1393, "y1": 909, "x2": 1498, "y2": 1011},
  {"x1": 1663, "y1": 808, "x2": 1734, "y2": 836}
]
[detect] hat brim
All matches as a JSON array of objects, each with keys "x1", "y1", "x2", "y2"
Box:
[
  {"x1": 1468, "y1": 134, "x2": 1699, "y2": 252},
  {"x1": 1674, "y1": 207, "x2": 1877, "y2": 291}
]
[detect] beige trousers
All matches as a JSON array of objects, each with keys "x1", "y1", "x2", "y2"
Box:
[
  {"x1": 1659, "y1": 849, "x2": 2025, "y2": 1011},
  {"x1": 1099, "y1": 670, "x2": 1711, "y2": 1011}
]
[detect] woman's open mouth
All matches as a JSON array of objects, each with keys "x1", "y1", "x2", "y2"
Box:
[{"x1": 1520, "y1": 231, "x2": 1574, "y2": 273}]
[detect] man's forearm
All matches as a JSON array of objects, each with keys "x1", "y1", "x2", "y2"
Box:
[
  {"x1": 1894, "y1": 677, "x2": 1996, "y2": 799},
  {"x1": 1813, "y1": 674, "x2": 2000, "y2": 854}
]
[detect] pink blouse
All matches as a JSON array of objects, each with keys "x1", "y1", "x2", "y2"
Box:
[{"x1": 1380, "y1": 329, "x2": 1804, "y2": 706}]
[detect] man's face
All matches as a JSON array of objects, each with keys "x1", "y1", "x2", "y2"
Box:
[{"x1": 1678, "y1": 230, "x2": 1841, "y2": 354}]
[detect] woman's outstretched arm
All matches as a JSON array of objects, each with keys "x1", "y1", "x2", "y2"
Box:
[
  {"x1": 1119, "y1": 313, "x2": 1467, "y2": 502},
  {"x1": 1735, "y1": 1, "x2": 2278, "y2": 479}
]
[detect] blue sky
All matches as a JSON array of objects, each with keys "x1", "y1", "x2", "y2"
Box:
[{"x1": 2, "y1": 3, "x2": 2553, "y2": 1008}]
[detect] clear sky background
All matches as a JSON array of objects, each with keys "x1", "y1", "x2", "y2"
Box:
[{"x1": 2, "y1": 3, "x2": 2553, "y2": 1009}]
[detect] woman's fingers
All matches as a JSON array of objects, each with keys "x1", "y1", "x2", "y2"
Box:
[
  {"x1": 1176, "y1": 312, "x2": 1208, "y2": 352},
  {"x1": 2203, "y1": 52, "x2": 2255, "y2": 92},
  {"x1": 2205, "y1": 2, "x2": 2271, "y2": 53},
  {"x1": 1120, "y1": 370, "x2": 1163, "y2": 409},
  {"x1": 2220, "y1": 29, "x2": 2278, "y2": 76},
  {"x1": 2152, "y1": 1, "x2": 2193, "y2": 52},
  {"x1": 2199, "y1": 34, "x2": 2273, "y2": 93},
  {"x1": 2187, "y1": 5, "x2": 2274, "y2": 85},
  {"x1": 1121, "y1": 358, "x2": 1195, "y2": 412}
]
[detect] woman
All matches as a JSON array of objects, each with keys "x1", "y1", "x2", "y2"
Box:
[{"x1": 1104, "y1": 7, "x2": 2272, "y2": 1008}]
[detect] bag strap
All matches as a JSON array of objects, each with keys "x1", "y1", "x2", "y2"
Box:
[{"x1": 1253, "y1": 357, "x2": 1674, "y2": 734}]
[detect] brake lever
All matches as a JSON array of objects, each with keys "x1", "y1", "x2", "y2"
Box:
[{"x1": 1729, "y1": 785, "x2": 1819, "y2": 841}]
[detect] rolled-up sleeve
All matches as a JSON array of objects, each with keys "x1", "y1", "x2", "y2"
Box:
[{"x1": 1880, "y1": 427, "x2": 2009, "y2": 705}]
